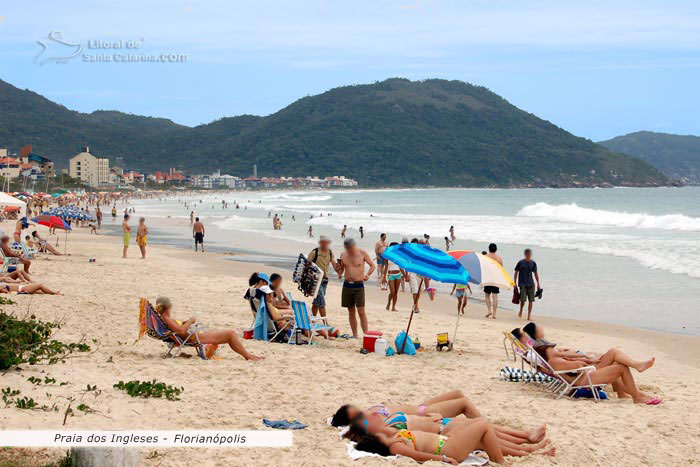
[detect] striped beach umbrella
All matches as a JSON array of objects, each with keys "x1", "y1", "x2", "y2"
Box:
[
  {"x1": 447, "y1": 250, "x2": 515, "y2": 290},
  {"x1": 382, "y1": 243, "x2": 470, "y2": 353},
  {"x1": 382, "y1": 243, "x2": 470, "y2": 285}
]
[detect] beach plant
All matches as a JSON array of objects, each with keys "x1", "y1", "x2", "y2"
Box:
[
  {"x1": 113, "y1": 379, "x2": 184, "y2": 401},
  {"x1": 0, "y1": 312, "x2": 91, "y2": 370}
]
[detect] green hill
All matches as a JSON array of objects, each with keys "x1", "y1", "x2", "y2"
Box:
[
  {"x1": 0, "y1": 77, "x2": 669, "y2": 187},
  {"x1": 599, "y1": 131, "x2": 700, "y2": 184}
]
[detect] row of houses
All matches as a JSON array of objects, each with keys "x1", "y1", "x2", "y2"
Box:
[{"x1": 1, "y1": 144, "x2": 358, "y2": 190}]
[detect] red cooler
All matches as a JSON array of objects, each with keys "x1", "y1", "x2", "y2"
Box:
[{"x1": 362, "y1": 331, "x2": 383, "y2": 352}]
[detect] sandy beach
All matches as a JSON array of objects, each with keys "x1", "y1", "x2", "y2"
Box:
[{"x1": 1, "y1": 218, "x2": 700, "y2": 467}]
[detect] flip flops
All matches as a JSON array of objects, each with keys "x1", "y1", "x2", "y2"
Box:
[{"x1": 645, "y1": 397, "x2": 663, "y2": 405}]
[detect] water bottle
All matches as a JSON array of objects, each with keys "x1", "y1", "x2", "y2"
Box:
[{"x1": 374, "y1": 338, "x2": 388, "y2": 356}]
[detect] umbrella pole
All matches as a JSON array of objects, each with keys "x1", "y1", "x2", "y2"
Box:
[
  {"x1": 451, "y1": 307, "x2": 461, "y2": 349},
  {"x1": 64, "y1": 231, "x2": 67, "y2": 255},
  {"x1": 401, "y1": 277, "x2": 423, "y2": 353}
]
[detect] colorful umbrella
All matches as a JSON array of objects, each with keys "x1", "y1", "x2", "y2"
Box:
[
  {"x1": 447, "y1": 250, "x2": 515, "y2": 290},
  {"x1": 382, "y1": 243, "x2": 470, "y2": 352},
  {"x1": 382, "y1": 243, "x2": 470, "y2": 285},
  {"x1": 31, "y1": 215, "x2": 72, "y2": 231}
]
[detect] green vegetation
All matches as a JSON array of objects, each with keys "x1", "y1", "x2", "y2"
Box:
[
  {"x1": 113, "y1": 379, "x2": 184, "y2": 401},
  {"x1": 599, "y1": 131, "x2": 700, "y2": 184},
  {"x1": 0, "y1": 78, "x2": 669, "y2": 187},
  {"x1": 0, "y1": 311, "x2": 91, "y2": 370}
]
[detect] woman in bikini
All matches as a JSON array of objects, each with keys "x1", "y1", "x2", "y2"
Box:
[
  {"x1": 351, "y1": 411, "x2": 555, "y2": 460},
  {"x1": 0, "y1": 282, "x2": 61, "y2": 295},
  {"x1": 382, "y1": 242, "x2": 403, "y2": 312},
  {"x1": 156, "y1": 296, "x2": 264, "y2": 361},
  {"x1": 534, "y1": 344, "x2": 661, "y2": 405},
  {"x1": 344, "y1": 416, "x2": 506, "y2": 465}
]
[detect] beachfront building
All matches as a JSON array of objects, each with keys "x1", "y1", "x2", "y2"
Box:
[
  {"x1": 69, "y1": 146, "x2": 110, "y2": 188},
  {"x1": 0, "y1": 156, "x2": 21, "y2": 179},
  {"x1": 20, "y1": 144, "x2": 55, "y2": 178},
  {"x1": 325, "y1": 176, "x2": 358, "y2": 187}
]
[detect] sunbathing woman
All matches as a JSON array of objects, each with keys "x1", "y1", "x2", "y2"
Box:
[
  {"x1": 356, "y1": 411, "x2": 555, "y2": 458},
  {"x1": 331, "y1": 390, "x2": 547, "y2": 445},
  {"x1": 0, "y1": 270, "x2": 32, "y2": 283},
  {"x1": 0, "y1": 282, "x2": 61, "y2": 295},
  {"x1": 31, "y1": 231, "x2": 63, "y2": 256},
  {"x1": 344, "y1": 416, "x2": 507, "y2": 465},
  {"x1": 534, "y1": 345, "x2": 661, "y2": 405},
  {"x1": 245, "y1": 272, "x2": 294, "y2": 330},
  {"x1": 269, "y1": 273, "x2": 292, "y2": 310},
  {"x1": 156, "y1": 296, "x2": 264, "y2": 361}
]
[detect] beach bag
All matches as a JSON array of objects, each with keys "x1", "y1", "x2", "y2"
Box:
[
  {"x1": 395, "y1": 332, "x2": 416, "y2": 355},
  {"x1": 511, "y1": 287, "x2": 520, "y2": 304}
]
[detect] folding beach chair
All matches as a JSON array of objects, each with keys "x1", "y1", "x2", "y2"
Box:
[
  {"x1": 0, "y1": 249, "x2": 19, "y2": 273},
  {"x1": 502, "y1": 331, "x2": 528, "y2": 362},
  {"x1": 247, "y1": 294, "x2": 290, "y2": 343},
  {"x1": 138, "y1": 298, "x2": 208, "y2": 360},
  {"x1": 12, "y1": 242, "x2": 37, "y2": 259},
  {"x1": 289, "y1": 300, "x2": 332, "y2": 346},
  {"x1": 526, "y1": 343, "x2": 606, "y2": 401}
]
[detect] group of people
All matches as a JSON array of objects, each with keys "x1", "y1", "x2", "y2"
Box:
[
  {"x1": 0, "y1": 218, "x2": 64, "y2": 295},
  {"x1": 331, "y1": 390, "x2": 555, "y2": 464},
  {"x1": 512, "y1": 322, "x2": 661, "y2": 405},
  {"x1": 122, "y1": 214, "x2": 149, "y2": 259}
]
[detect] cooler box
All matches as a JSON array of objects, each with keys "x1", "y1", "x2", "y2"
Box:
[{"x1": 362, "y1": 331, "x2": 383, "y2": 352}]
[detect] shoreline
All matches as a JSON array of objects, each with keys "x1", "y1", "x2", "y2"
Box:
[{"x1": 2, "y1": 220, "x2": 700, "y2": 466}]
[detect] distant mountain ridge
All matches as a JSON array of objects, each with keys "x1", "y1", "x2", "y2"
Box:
[
  {"x1": 599, "y1": 131, "x2": 700, "y2": 184},
  {"x1": 0, "y1": 77, "x2": 670, "y2": 187}
]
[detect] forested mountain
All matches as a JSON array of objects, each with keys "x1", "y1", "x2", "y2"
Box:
[
  {"x1": 599, "y1": 131, "x2": 700, "y2": 184},
  {"x1": 0, "y1": 78, "x2": 669, "y2": 187}
]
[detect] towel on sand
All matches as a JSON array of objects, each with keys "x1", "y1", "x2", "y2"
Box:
[{"x1": 263, "y1": 419, "x2": 307, "y2": 430}]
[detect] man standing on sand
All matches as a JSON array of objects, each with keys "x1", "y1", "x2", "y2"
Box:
[
  {"x1": 193, "y1": 217, "x2": 205, "y2": 252},
  {"x1": 136, "y1": 217, "x2": 148, "y2": 259},
  {"x1": 514, "y1": 248, "x2": 540, "y2": 320},
  {"x1": 308, "y1": 236, "x2": 339, "y2": 320},
  {"x1": 484, "y1": 243, "x2": 503, "y2": 319},
  {"x1": 122, "y1": 214, "x2": 131, "y2": 258},
  {"x1": 374, "y1": 233, "x2": 388, "y2": 286},
  {"x1": 96, "y1": 207, "x2": 102, "y2": 229},
  {"x1": 190, "y1": 211, "x2": 194, "y2": 226},
  {"x1": 337, "y1": 238, "x2": 375, "y2": 338}
]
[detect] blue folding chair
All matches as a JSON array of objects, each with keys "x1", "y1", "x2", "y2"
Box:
[{"x1": 289, "y1": 300, "x2": 332, "y2": 345}]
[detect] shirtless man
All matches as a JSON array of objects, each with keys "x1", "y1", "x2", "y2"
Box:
[
  {"x1": 484, "y1": 243, "x2": 503, "y2": 319},
  {"x1": 374, "y1": 233, "x2": 389, "y2": 286},
  {"x1": 122, "y1": 214, "x2": 131, "y2": 258},
  {"x1": 136, "y1": 217, "x2": 149, "y2": 259},
  {"x1": 337, "y1": 238, "x2": 375, "y2": 338},
  {"x1": 1, "y1": 234, "x2": 31, "y2": 275},
  {"x1": 193, "y1": 217, "x2": 205, "y2": 252}
]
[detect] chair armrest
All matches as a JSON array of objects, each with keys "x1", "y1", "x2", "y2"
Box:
[{"x1": 553, "y1": 366, "x2": 596, "y2": 375}]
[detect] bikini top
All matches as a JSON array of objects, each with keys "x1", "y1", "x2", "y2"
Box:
[{"x1": 396, "y1": 429, "x2": 417, "y2": 449}]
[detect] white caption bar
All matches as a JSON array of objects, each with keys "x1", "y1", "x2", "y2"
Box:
[{"x1": 0, "y1": 431, "x2": 292, "y2": 447}]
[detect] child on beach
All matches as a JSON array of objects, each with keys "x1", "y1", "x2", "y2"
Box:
[{"x1": 450, "y1": 283, "x2": 472, "y2": 314}]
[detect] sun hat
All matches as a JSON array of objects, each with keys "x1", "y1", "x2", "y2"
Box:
[{"x1": 257, "y1": 272, "x2": 271, "y2": 284}]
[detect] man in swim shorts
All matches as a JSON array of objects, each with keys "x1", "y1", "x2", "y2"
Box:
[
  {"x1": 514, "y1": 248, "x2": 540, "y2": 321},
  {"x1": 484, "y1": 243, "x2": 503, "y2": 319},
  {"x1": 337, "y1": 238, "x2": 375, "y2": 338},
  {"x1": 136, "y1": 217, "x2": 148, "y2": 259},
  {"x1": 122, "y1": 214, "x2": 130, "y2": 258},
  {"x1": 193, "y1": 217, "x2": 205, "y2": 252},
  {"x1": 374, "y1": 233, "x2": 388, "y2": 286}
]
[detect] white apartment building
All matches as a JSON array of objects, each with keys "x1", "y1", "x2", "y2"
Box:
[{"x1": 68, "y1": 146, "x2": 110, "y2": 188}]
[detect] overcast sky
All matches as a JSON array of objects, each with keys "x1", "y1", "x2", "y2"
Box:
[{"x1": 1, "y1": 0, "x2": 699, "y2": 140}]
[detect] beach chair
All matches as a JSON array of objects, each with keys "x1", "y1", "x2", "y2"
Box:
[
  {"x1": 13, "y1": 242, "x2": 37, "y2": 259},
  {"x1": 138, "y1": 298, "x2": 208, "y2": 360},
  {"x1": 0, "y1": 249, "x2": 19, "y2": 273},
  {"x1": 289, "y1": 300, "x2": 332, "y2": 346},
  {"x1": 526, "y1": 343, "x2": 606, "y2": 401},
  {"x1": 502, "y1": 331, "x2": 528, "y2": 362},
  {"x1": 247, "y1": 295, "x2": 290, "y2": 343}
]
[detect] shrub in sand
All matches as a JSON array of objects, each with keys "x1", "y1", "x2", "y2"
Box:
[
  {"x1": 113, "y1": 380, "x2": 184, "y2": 401},
  {"x1": 0, "y1": 312, "x2": 91, "y2": 370}
]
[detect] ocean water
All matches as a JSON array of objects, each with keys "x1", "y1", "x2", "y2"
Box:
[{"x1": 133, "y1": 187, "x2": 700, "y2": 336}]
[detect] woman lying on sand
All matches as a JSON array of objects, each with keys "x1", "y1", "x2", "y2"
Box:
[
  {"x1": 353, "y1": 411, "x2": 555, "y2": 458},
  {"x1": 156, "y1": 296, "x2": 264, "y2": 361},
  {"x1": 344, "y1": 417, "x2": 507, "y2": 465},
  {"x1": 332, "y1": 390, "x2": 548, "y2": 451},
  {"x1": 0, "y1": 282, "x2": 61, "y2": 295},
  {"x1": 0, "y1": 270, "x2": 32, "y2": 282},
  {"x1": 534, "y1": 344, "x2": 661, "y2": 405}
]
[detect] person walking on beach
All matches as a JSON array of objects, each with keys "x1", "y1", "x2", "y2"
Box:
[
  {"x1": 96, "y1": 206, "x2": 102, "y2": 229},
  {"x1": 374, "y1": 233, "x2": 388, "y2": 287},
  {"x1": 111, "y1": 205, "x2": 117, "y2": 221},
  {"x1": 484, "y1": 243, "x2": 503, "y2": 319},
  {"x1": 514, "y1": 248, "x2": 540, "y2": 320},
  {"x1": 359, "y1": 226, "x2": 364, "y2": 239},
  {"x1": 193, "y1": 217, "x2": 205, "y2": 252},
  {"x1": 337, "y1": 238, "x2": 375, "y2": 338},
  {"x1": 449, "y1": 226, "x2": 456, "y2": 241},
  {"x1": 341, "y1": 225, "x2": 347, "y2": 239},
  {"x1": 122, "y1": 214, "x2": 131, "y2": 258},
  {"x1": 308, "y1": 236, "x2": 339, "y2": 319},
  {"x1": 444, "y1": 236, "x2": 453, "y2": 251},
  {"x1": 307, "y1": 225, "x2": 313, "y2": 238},
  {"x1": 190, "y1": 211, "x2": 194, "y2": 225},
  {"x1": 136, "y1": 217, "x2": 148, "y2": 259}
]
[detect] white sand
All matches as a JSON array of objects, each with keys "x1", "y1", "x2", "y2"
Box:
[{"x1": 1, "y1": 220, "x2": 699, "y2": 466}]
